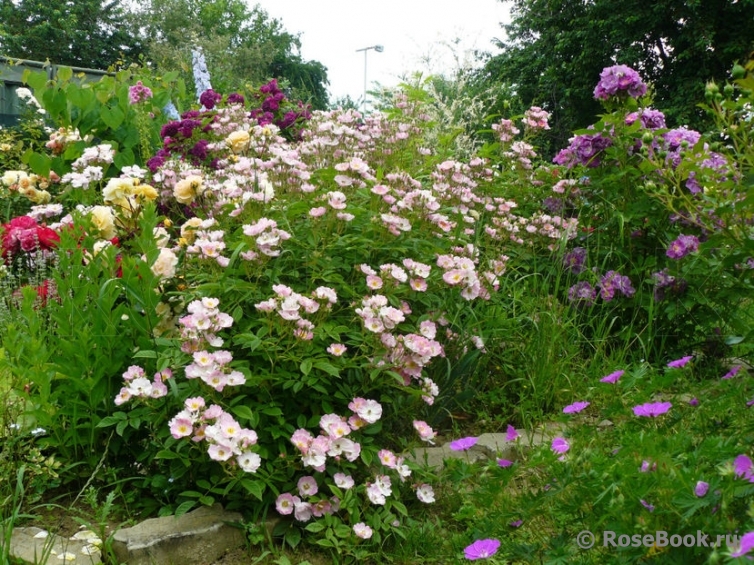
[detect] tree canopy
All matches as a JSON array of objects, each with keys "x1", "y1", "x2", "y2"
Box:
[
  {"x1": 0, "y1": 0, "x2": 329, "y2": 109},
  {"x1": 483, "y1": 0, "x2": 754, "y2": 152},
  {"x1": 139, "y1": 0, "x2": 329, "y2": 109},
  {"x1": 0, "y1": 0, "x2": 142, "y2": 69}
]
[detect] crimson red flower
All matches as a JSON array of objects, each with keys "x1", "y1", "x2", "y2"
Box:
[{"x1": 1, "y1": 216, "x2": 60, "y2": 258}]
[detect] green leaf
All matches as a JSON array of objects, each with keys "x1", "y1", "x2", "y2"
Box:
[
  {"x1": 100, "y1": 105, "x2": 125, "y2": 130},
  {"x1": 133, "y1": 349, "x2": 157, "y2": 359},
  {"x1": 174, "y1": 500, "x2": 196, "y2": 517},
  {"x1": 231, "y1": 405, "x2": 254, "y2": 421},
  {"x1": 198, "y1": 496, "x2": 215, "y2": 506},
  {"x1": 334, "y1": 524, "x2": 352, "y2": 538},
  {"x1": 240, "y1": 479, "x2": 264, "y2": 501},
  {"x1": 315, "y1": 538, "x2": 335, "y2": 548},
  {"x1": 56, "y1": 66, "x2": 73, "y2": 82},
  {"x1": 305, "y1": 522, "x2": 325, "y2": 533},
  {"x1": 23, "y1": 69, "x2": 48, "y2": 90},
  {"x1": 27, "y1": 152, "x2": 51, "y2": 177},
  {"x1": 300, "y1": 359, "x2": 312, "y2": 376},
  {"x1": 115, "y1": 420, "x2": 128, "y2": 436},
  {"x1": 313, "y1": 361, "x2": 340, "y2": 377},
  {"x1": 156, "y1": 450, "x2": 180, "y2": 460}
]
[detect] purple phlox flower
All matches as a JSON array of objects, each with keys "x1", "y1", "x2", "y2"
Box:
[
  {"x1": 722, "y1": 365, "x2": 742, "y2": 379},
  {"x1": 640, "y1": 499, "x2": 655, "y2": 512},
  {"x1": 633, "y1": 402, "x2": 672, "y2": 417},
  {"x1": 509, "y1": 519, "x2": 523, "y2": 528},
  {"x1": 667, "y1": 355, "x2": 693, "y2": 368},
  {"x1": 694, "y1": 481, "x2": 709, "y2": 497},
  {"x1": 554, "y1": 133, "x2": 613, "y2": 168},
  {"x1": 449, "y1": 436, "x2": 478, "y2": 451},
  {"x1": 505, "y1": 424, "x2": 520, "y2": 442},
  {"x1": 563, "y1": 401, "x2": 590, "y2": 414},
  {"x1": 199, "y1": 89, "x2": 223, "y2": 110},
  {"x1": 464, "y1": 538, "x2": 501, "y2": 560},
  {"x1": 600, "y1": 369, "x2": 624, "y2": 384},
  {"x1": 567, "y1": 281, "x2": 597, "y2": 306},
  {"x1": 731, "y1": 532, "x2": 754, "y2": 558},
  {"x1": 626, "y1": 108, "x2": 666, "y2": 130},
  {"x1": 563, "y1": 247, "x2": 587, "y2": 274},
  {"x1": 551, "y1": 437, "x2": 570, "y2": 454},
  {"x1": 594, "y1": 65, "x2": 647, "y2": 100},
  {"x1": 497, "y1": 458, "x2": 514, "y2": 468},
  {"x1": 598, "y1": 270, "x2": 635, "y2": 301},
  {"x1": 666, "y1": 235, "x2": 700, "y2": 260}
]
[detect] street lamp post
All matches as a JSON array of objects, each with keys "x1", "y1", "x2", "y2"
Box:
[{"x1": 355, "y1": 44, "x2": 383, "y2": 111}]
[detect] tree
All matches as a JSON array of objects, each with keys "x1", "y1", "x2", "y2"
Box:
[
  {"x1": 0, "y1": 0, "x2": 142, "y2": 69},
  {"x1": 482, "y1": 0, "x2": 754, "y2": 154},
  {"x1": 138, "y1": 0, "x2": 330, "y2": 109}
]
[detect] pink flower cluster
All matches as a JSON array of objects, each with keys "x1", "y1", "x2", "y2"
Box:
[
  {"x1": 60, "y1": 144, "x2": 114, "y2": 189},
  {"x1": 289, "y1": 399, "x2": 382, "y2": 472},
  {"x1": 522, "y1": 106, "x2": 551, "y2": 130},
  {"x1": 254, "y1": 284, "x2": 337, "y2": 340},
  {"x1": 114, "y1": 366, "x2": 171, "y2": 405},
  {"x1": 241, "y1": 217, "x2": 291, "y2": 260},
  {"x1": 436, "y1": 253, "x2": 489, "y2": 301},
  {"x1": 184, "y1": 218, "x2": 229, "y2": 266},
  {"x1": 128, "y1": 81, "x2": 153, "y2": 105},
  {"x1": 355, "y1": 294, "x2": 406, "y2": 333},
  {"x1": 275, "y1": 479, "x2": 341, "y2": 522},
  {"x1": 168, "y1": 397, "x2": 260, "y2": 472},
  {"x1": 178, "y1": 297, "x2": 234, "y2": 353},
  {"x1": 492, "y1": 118, "x2": 520, "y2": 143},
  {"x1": 184, "y1": 349, "x2": 246, "y2": 391}
]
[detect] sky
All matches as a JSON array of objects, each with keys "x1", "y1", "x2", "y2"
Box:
[{"x1": 249, "y1": 0, "x2": 511, "y2": 105}]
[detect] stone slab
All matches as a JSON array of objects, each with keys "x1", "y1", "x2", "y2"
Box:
[{"x1": 4, "y1": 526, "x2": 102, "y2": 565}]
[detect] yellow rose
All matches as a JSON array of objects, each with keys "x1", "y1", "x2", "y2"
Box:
[
  {"x1": 226, "y1": 130, "x2": 251, "y2": 154},
  {"x1": 103, "y1": 177, "x2": 137, "y2": 204},
  {"x1": 2, "y1": 170, "x2": 29, "y2": 188},
  {"x1": 180, "y1": 217, "x2": 204, "y2": 244},
  {"x1": 173, "y1": 175, "x2": 205, "y2": 204},
  {"x1": 89, "y1": 206, "x2": 117, "y2": 240},
  {"x1": 23, "y1": 187, "x2": 51, "y2": 204},
  {"x1": 151, "y1": 248, "x2": 179, "y2": 280},
  {"x1": 133, "y1": 184, "x2": 158, "y2": 201}
]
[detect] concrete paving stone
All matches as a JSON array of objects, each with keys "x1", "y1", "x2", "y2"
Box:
[
  {"x1": 111, "y1": 504, "x2": 245, "y2": 565},
  {"x1": 5, "y1": 526, "x2": 102, "y2": 565}
]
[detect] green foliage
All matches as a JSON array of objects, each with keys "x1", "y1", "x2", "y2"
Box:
[
  {"x1": 138, "y1": 0, "x2": 330, "y2": 109},
  {"x1": 0, "y1": 0, "x2": 143, "y2": 69},
  {"x1": 484, "y1": 0, "x2": 754, "y2": 155}
]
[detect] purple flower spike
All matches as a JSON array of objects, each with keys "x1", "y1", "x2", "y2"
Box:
[
  {"x1": 449, "y1": 437, "x2": 478, "y2": 451},
  {"x1": 563, "y1": 401, "x2": 590, "y2": 414},
  {"x1": 464, "y1": 538, "x2": 501, "y2": 560}
]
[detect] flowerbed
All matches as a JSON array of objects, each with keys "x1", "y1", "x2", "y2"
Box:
[{"x1": 1, "y1": 60, "x2": 754, "y2": 563}]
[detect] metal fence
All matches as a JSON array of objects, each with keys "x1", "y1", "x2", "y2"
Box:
[{"x1": 0, "y1": 56, "x2": 109, "y2": 127}]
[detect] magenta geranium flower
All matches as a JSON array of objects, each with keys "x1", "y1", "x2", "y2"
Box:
[
  {"x1": 667, "y1": 355, "x2": 693, "y2": 368},
  {"x1": 551, "y1": 437, "x2": 570, "y2": 454},
  {"x1": 633, "y1": 402, "x2": 672, "y2": 417},
  {"x1": 563, "y1": 401, "x2": 590, "y2": 414},
  {"x1": 497, "y1": 458, "x2": 514, "y2": 468},
  {"x1": 722, "y1": 365, "x2": 742, "y2": 379},
  {"x1": 464, "y1": 538, "x2": 500, "y2": 560},
  {"x1": 734, "y1": 454, "x2": 754, "y2": 481},
  {"x1": 449, "y1": 436, "x2": 478, "y2": 451},
  {"x1": 640, "y1": 499, "x2": 655, "y2": 512},
  {"x1": 509, "y1": 519, "x2": 523, "y2": 528},
  {"x1": 694, "y1": 481, "x2": 709, "y2": 497},
  {"x1": 505, "y1": 424, "x2": 520, "y2": 441},
  {"x1": 731, "y1": 531, "x2": 754, "y2": 558},
  {"x1": 600, "y1": 369, "x2": 624, "y2": 383}
]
